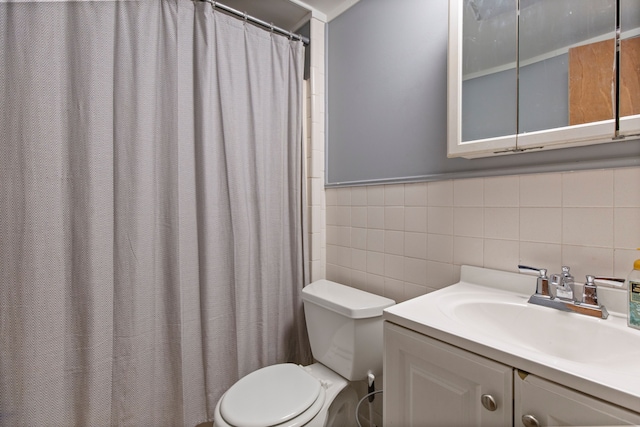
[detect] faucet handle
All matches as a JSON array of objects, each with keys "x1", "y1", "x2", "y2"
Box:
[
  {"x1": 592, "y1": 276, "x2": 625, "y2": 289},
  {"x1": 582, "y1": 275, "x2": 599, "y2": 306},
  {"x1": 518, "y1": 265, "x2": 547, "y2": 276},
  {"x1": 518, "y1": 265, "x2": 550, "y2": 296}
]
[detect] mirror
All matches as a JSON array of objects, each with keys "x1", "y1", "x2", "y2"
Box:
[
  {"x1": 451, "y1": 0, "x2": 640, "y2": 158},
  {"x1": 519, "y1": 0, "x2": 616, "y2": 134},
  {"x1": 619, "y1": 0, "x2": 640, "y2": 136},
  {"x1": 461, "y1": 0, "x2": 518, "y2": 142}
]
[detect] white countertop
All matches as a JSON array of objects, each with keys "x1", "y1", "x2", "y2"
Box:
[{"x1": 383, "y1": 265, "x2": 640, "y2": 413}]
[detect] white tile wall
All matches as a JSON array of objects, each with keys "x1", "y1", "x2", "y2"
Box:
[
  {"x1": 306, "y1": 18, "x2": 326, "y2": 283},
  {"x1": 303, "y1": 20, "x2": 640, "y2": 304},
  {"x1": 325, "y1": 167, "x2": 640, "y2": 302}
]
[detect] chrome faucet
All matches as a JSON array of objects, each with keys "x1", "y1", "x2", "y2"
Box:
[
  {"x1": 551, "y1": 266, "x2": 575, "y2": 300},
  {"x1": 518, "y1": 265, "x2": 609, "y2": 319}
]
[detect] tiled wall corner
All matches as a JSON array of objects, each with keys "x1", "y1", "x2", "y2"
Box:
[
  {"x1": 306, "y1": 17, "x2": 326, "y2": 283},
  {"x1": 325, "y1": 167, "x2": 640, "y2": 303}
]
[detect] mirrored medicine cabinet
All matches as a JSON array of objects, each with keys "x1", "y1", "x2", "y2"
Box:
[{"x1": 448, "y1": 0, "x2": 640, "y2": 159}]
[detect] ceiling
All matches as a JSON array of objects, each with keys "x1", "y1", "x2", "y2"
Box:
[{"x1": 221, "y1": 0, "x2": 360, "y2": 31}]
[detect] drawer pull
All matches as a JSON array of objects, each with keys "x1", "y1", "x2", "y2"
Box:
[
  {"x1": 480, "y1": 394, "x2": 497, "y2": 411},
  {"x1": 522, "y1": 414, "x2": 540, "y2": 427}
]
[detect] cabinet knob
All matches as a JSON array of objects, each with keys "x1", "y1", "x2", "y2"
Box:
[
  {"x1": 522, "y1": 414, "x2": 541, "y2": 427},
  {"x1": 480, "y1": 394, "x2": 497, "y2": 411}
]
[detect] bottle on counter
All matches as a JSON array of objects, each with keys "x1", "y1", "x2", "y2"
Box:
[{"x1": 627, "y1": 248, "x2": 640, "y2": 330}]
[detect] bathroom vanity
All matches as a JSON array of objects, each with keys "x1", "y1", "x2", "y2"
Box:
[{"x1": 383, "y1": 266, "x2": 640, "y2": 426}]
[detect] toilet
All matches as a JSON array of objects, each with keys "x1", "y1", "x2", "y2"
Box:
[{"x1": 213, "y1": 279, "x2": 395, "y2": 427}]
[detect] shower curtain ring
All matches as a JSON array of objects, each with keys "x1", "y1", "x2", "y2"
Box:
[
  {"x1": 270, "y1": 23, "x2": 274, "y2": 33},
  {"x1": 243, "y1": 12, "x2": 248, "y2": 22}
]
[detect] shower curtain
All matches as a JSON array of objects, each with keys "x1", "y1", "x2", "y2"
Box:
[{"x1": 0, "y1": 1, "x2": 311, "y2": 425}]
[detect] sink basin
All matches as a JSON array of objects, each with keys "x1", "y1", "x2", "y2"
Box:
[{"x1": 439, "y1": 292, "x2": 640, "y2": 366}]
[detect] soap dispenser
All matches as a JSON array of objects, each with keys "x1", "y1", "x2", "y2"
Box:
[{"x1": 627, "y1": 248, "x2": 640, "y2": 330}]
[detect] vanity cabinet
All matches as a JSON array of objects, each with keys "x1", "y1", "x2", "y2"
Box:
[
  {"x1": 384, "y1": 322, "x2": 640, "y2": 426},
  {"x1": 384, "y1": 322, "x2": 512, "y2": 427}
]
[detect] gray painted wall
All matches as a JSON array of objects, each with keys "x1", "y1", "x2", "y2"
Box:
[{"x1": 326, "y1": 0, "x2": 640, "y2": 186}]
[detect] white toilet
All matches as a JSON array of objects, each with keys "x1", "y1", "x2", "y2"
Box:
[{"x1": 213, "y1": 279, "x2": 395, "y2": 427}]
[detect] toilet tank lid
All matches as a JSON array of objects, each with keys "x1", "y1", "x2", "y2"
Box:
[{"x1": 302, "y1": 280, "x2": 395, "y2": 319}]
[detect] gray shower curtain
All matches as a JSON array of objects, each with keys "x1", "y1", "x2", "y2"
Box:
[{"x1": 0, "y1": 1, "x2": 311, "y2": 425}]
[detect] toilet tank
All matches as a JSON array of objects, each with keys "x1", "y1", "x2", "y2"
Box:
[{"x1": 301, "y1": 280, "x2": 395, "y2": 381}]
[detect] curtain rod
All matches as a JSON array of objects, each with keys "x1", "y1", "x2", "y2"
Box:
[{"x1": 199, "y1": 0, "x2": 310, "y2": 45}]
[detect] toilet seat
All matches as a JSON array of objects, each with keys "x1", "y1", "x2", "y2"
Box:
[{"x1": 218, "y1": 363, "x2": 326, "y2": 427}]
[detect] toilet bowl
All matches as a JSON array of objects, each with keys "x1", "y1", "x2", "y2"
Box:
[
  {"x1": 213, "y1": 363, "x2": 353, "y2": 427},
  {"x1": 213, "y1": 280, "x2": 395, "y2": 427}
]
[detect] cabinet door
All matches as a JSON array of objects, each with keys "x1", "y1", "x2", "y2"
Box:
[
  {"x1": 447, "y1": 0, "x2": 518, "y2": 158},
  {"x1": 516, "y1": 0, "x2": 617, "y2": 151},
  {"x1": 514, "y1": 370, "x2": 640, "y2": 426},
  {"x1": 384, "y1": 322, "x2": 512, "y2": 427},
  {"x1": 618, "y1": 0, "x2": 640, "y2": 137}
]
